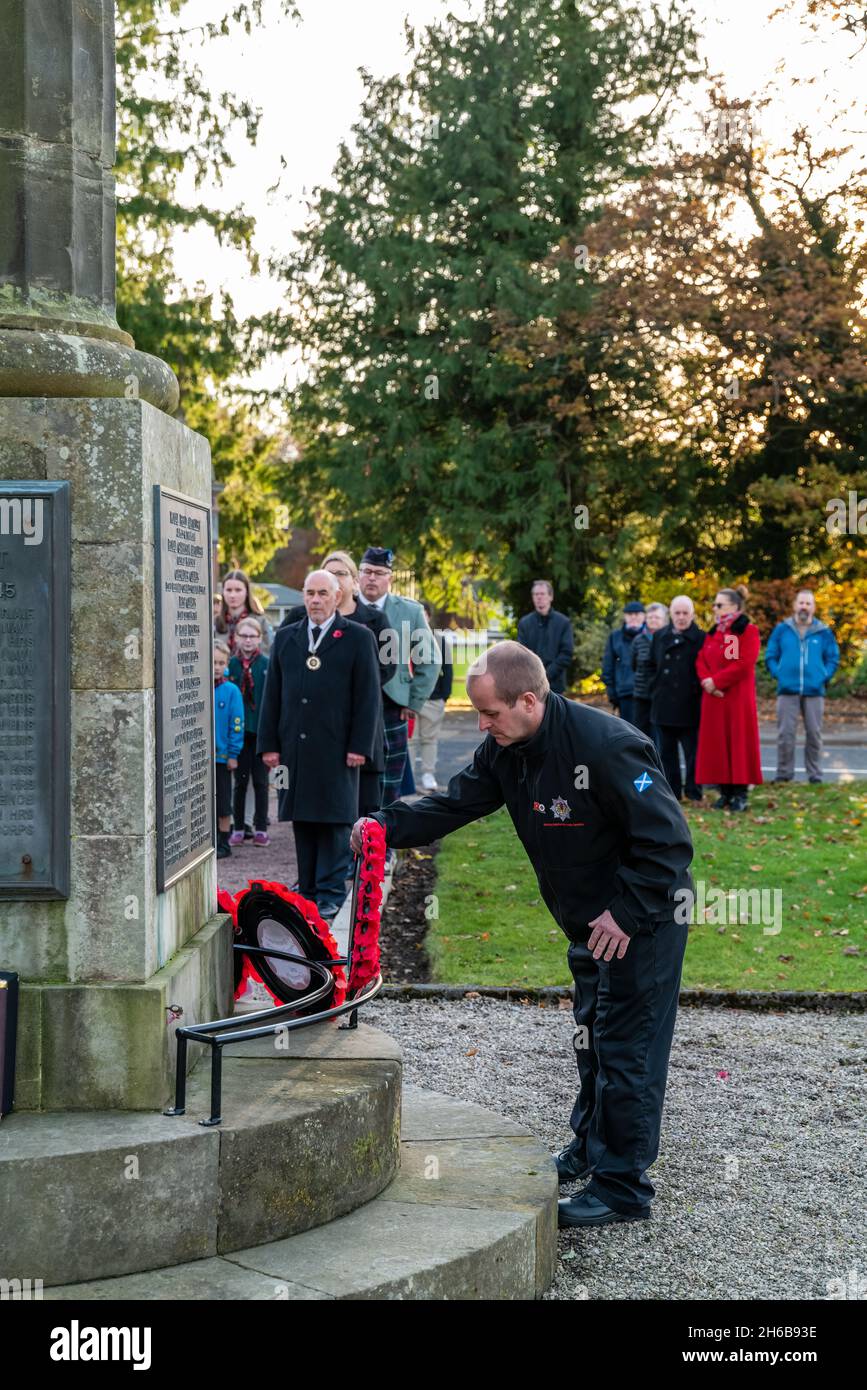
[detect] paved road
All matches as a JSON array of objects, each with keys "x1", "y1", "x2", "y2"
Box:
[{"x1": 419, "y1": 707, "x2": 867, "y2": 787}]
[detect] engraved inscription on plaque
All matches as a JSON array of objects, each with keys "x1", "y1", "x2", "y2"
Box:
[
  {"x1": 154, "y1": 487, "x2": 215, "y2": 892},
  {"x1": 0, "y1": 482, "x2": 70, "y2": 899}
]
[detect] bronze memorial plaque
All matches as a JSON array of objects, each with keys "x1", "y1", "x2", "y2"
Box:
[
  {"x1": 0, "y1": 482, "x2": 70, "y2": 899},
  {"x1": 154, "y1": 486, "x2": 215, "y2": 892}
]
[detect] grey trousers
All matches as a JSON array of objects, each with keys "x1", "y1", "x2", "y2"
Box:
[{"x1": 776, "y1": 694, "x2": 824, "y2": 780}]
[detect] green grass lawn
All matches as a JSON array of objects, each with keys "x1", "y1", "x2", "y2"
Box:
[{"x1": 424, "y1": 782, "x2": 867, "y2": 991}]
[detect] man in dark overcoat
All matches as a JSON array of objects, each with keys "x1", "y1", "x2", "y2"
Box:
[
  {"x1": 647, "y1": 595, "x2": 705, "y2": 801},
  {"x1": 258, "y1": 570, "x2": 381, "y2": 919}
]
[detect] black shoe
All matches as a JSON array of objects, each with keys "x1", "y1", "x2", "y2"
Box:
[
  {"x1": 685, "y1": 790, "x2": 703, "y2": 802},
  {"x1": 216, "y1": 842, "x2": 231, "y2": 860},
  {"x1": 712, "y1": 795, "x2": 731, "y2": 810},
  {"x1": 558, "y1": 1190, "x2": 651, "y2": 1228},
  {"x1": 554, "y1": 1143, "x2": 590, "y2": 1184},
  {"x1": 809, "y1": 777, "x2": 822, "y2": 785},
  {"x1": 728, "y1": 794, "x2": 748, "y2": 812},
  {"x1": 773, "y1": 777, "x2": 792, "y2": 783}
]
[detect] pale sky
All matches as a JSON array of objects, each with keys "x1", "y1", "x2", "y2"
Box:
[{"x1": 158, "y1": 0, "x2": 862, "y2": 394}]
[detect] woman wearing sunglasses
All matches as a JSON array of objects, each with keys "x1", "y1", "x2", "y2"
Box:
[{"x1": 694, "y1": 586, "x2": 763, "y2": 811}]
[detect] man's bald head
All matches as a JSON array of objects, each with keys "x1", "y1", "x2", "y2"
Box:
[
  {"x1": 466, "y1": 641, "x2": 549, "y2": 746},
  {"x1": 468, "y1": 640, "x2": 549, "y2": 706},
  {"x1": 304, "y1": 568, "x2": 340, "y2": 623}
]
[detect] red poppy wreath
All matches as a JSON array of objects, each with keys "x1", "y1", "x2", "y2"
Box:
[
  {"x1": 349, "y1": 818, "x2": 386, "y2": 993},
  {"x1": 223, "y1": 881, "x2": 347, "y2": 1008}
]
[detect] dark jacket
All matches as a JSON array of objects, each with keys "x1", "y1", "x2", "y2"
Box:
[
  {"x1": 647, "y1": 622, "x2": 705, "y2": 727},
  {"x1": 375, "y1": 694, "x2": 693, "y2": 940},
  {"x1": 630, "y1": 628, "x2": 665, "y2": 701},
  {"x1": 765, "y1": 618, "x2": 840, "y2": 696},
  {"x1": 257, "y1": 614, "x2": 381, "y2": 823},
  {"x1": 347, "y1": 599, "x2": 389, "y2": 770},
  {"x1": 602, "y1": 625, "x2": 643, "y2": 702},
  {"x1": 517, "y1": 610, "x2": 574, "y2": 693},
  {"x1": 227, "y1": 651, "x2": 269, "y2": 736}
]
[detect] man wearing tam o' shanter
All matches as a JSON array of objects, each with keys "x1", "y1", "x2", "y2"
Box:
[
  {"x1": 356, "y1": 546, "x2": 440, "y2": 809},
  {"x1": 352, "y1": 641, "x2": 693, "y2": 1228}
]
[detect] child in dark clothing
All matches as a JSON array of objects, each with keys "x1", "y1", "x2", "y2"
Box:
[
  {"x1": 214, "y1": 639, "x2": 244, "y2": 859},
  {"x1": 228, "y1": 616, "x2": 271, "y2": 846}
]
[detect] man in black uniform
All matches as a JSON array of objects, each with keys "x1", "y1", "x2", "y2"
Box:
[{"x1": 351, "y1": 641, "x2": 693, "y2": 1226}]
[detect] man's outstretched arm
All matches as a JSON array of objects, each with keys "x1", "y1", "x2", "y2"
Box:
[{"x1": 351, "y1": 745, "x2": 505, "y2": 852}]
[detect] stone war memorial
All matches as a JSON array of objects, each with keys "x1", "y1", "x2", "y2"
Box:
[{"x1": 0, "y1": 1, "x2": 557, "y2": 1303}]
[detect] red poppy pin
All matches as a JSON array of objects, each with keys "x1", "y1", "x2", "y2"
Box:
[{"x1": 332, "y1": 628, "x2": 343, "y2": 638}]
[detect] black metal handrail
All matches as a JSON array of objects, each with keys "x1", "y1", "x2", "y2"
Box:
[{"x1": 164, "y1": 856, "x2": 381, "y2": 1125}]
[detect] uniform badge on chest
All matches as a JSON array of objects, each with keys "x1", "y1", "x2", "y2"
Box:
[
  {"x1": 306, "y1": 655, "x2": 321, "y2": 670},
  {"x1": 550, "y1": 796, "x2": 571, "y2": 821}
]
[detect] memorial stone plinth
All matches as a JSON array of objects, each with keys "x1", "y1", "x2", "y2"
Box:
[{"x1": 0, "y1": 400, "x2": 231, "y2": 1109}]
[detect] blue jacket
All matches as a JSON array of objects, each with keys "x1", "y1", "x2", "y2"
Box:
[
  {"x1": 602, "y1": 624, "x2": 644, "y2": 701},
  {"x1": 765, "y1": 618, "x2": 840, "y2": 696},
  {"x1": 214, "y1": 677, "x2": 245, "y2": 762}
]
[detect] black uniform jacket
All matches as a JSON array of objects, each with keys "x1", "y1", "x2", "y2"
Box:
[
  {"x1": 257, "y1": 614, "x2": 381, "y2": 824},
  {"x1": 375, "y1": 694, "x2": 694, "y2": 939}
]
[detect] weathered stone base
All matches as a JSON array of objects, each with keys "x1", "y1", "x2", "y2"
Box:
[
  {"x1": 13, "y1": 909, "x2": 232, "y2": 1111},
  {"x1": 0, "y1": 1022, "x2": 401, "y2": 1286},
  {"x1": 36, "y1": 1079, "x2": 558, "y2": 1300},
  {"x1": 0, "y1": 396, "x2": 220, "y2": 1109}
]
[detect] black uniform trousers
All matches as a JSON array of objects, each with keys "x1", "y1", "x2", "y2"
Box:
[
  {"x1": 567, "y1": 917, "x2": 688, "y2": 1215},
  {"x1": 292, "y1": 821, "x2": 352, "y2": 917}
]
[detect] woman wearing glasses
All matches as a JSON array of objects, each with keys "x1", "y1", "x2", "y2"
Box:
[{"x1": 694, "y1": 586, "x2": 763, "y2": 811}]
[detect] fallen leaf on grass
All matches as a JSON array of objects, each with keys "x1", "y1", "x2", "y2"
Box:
[
  {"x1": 778, "y1": 955, "x2": 793, "y2": 962},
  {"x1": 842, "y1": 946, "x2": 861, "y2": 957}
]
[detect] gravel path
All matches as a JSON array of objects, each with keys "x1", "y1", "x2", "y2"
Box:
[{"x1": 364, "y1": 996, "x2": 866, "y2": 1301}]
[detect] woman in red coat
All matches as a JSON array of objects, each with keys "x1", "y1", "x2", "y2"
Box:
[{"x1": 695, "y1": 586, "x2": 763, "y2": 811}]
